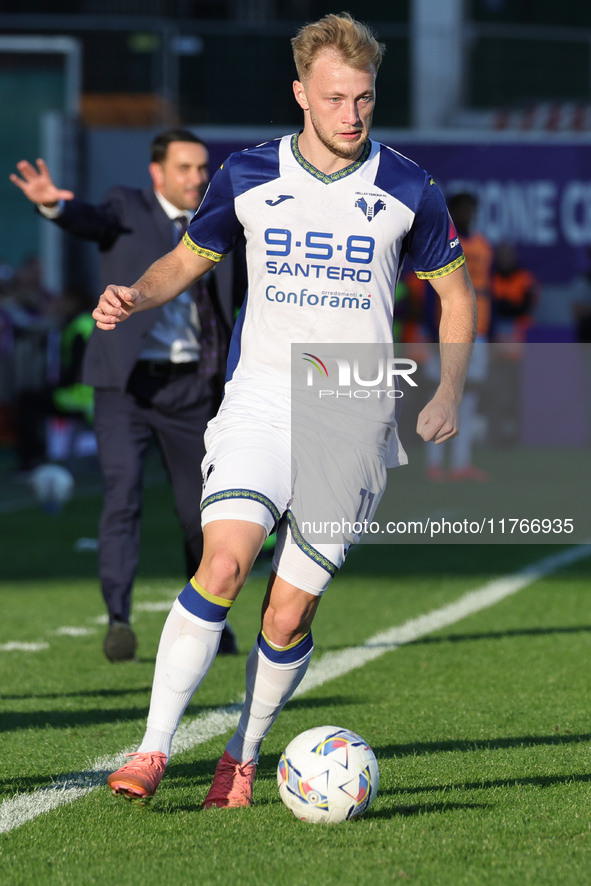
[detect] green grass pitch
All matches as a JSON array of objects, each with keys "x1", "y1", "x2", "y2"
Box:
[{"x1": 0, "y1": 475, "x2": 590, "y2": 885}]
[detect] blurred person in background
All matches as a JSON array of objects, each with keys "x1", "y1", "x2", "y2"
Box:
[
  {"x1": 425, "y1": 191, "x2": 492, "y2": 481},
  {"x1": 0, "y1": 255, "x2": 58, "y2": 447},
  {"x1": 10, "y1": 129, "x2": 243, "y2": 662},
  {"x1": 14, "y1": 290, "x2": 94, "y2": 472},
  {"x1": 569, "y1": 245, "x2": 591, "y2": 443},
  {"x1": 491, "y1": 241, "x2": 538, "y2": 345},
  {"x1": 0, "y1": 255, "x2": 54, "y2": 336},
  {"x1": 488, "y1": 241, "x2": 539, "y2": 446},
  {"x1": 570, "y1": 245, "x2": 591, "y2": 345}
]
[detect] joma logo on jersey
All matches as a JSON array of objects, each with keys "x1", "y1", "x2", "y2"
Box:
[
  {"x1": 265, "y1": 195, "x2": 294, "y2": 206},
  {"x1": 355, "y1": 197, "x2": 386, "y2": 221}
]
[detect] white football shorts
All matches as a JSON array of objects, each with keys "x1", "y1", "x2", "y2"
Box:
[{"x1": 200, "y1": 411, "x2": 387, "y2": 596}]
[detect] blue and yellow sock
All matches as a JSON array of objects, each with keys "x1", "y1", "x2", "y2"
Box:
[
  {"x1": 225, "y1": 630, "x2": 314, "y2": 763},
  {"x1": 176, "y1": 577, "x2": 234, "y2": 629}
]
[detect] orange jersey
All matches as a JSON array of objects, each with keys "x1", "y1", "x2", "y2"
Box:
[
  {"x1": 492, "y1": 269, "x2": 537, "y2": 314},
  {"x1": 492, "y1": 267, "x2": 538, "y2": 345},
  {"x1": 461, "y1": 232, "x2": 493, "y2": 337}
]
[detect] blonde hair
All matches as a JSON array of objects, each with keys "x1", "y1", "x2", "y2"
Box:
[{"x1": 291, "y1": 11, "x2": 385, "y2": 83}]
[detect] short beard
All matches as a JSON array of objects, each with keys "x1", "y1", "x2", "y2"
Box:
[{"x1": 309, "y1": 110, "x2": 370, "y2": 161}]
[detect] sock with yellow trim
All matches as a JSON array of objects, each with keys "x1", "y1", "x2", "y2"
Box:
[
  {"x1": 137, "y1": 580, "x2": 234, "y2": 758},
  {"x1": 225, "y1": 630, "x2": 314, "y2": 764}
]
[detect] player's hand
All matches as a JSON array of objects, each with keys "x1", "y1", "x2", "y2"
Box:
[
  {"x1": 9, "y1": 158, "x2": 74, "y2": 207},
  {"x1": 416, "y1": 395, "x2": 459, "y2": 444},
  {"x1": 92, "y1": 285, "x2": 139, "y2": 330}
]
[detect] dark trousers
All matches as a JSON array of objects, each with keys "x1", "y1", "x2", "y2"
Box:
[{"x1": 93, "y1": 366, "x2": 215, "y2": 624}]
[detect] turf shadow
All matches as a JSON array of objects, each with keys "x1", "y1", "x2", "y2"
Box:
[
  {"x1": 0, "y1": 706, "x2": 151, "y2": 732},
  {"x1": 380, "y1": 770, "x2": 591, "y2": 796},
  {"x1": 281, "y1": 694, "x2": 361, "y2": 711},
  {"x1": 366, "y1": 800, "x2": 489, "y2": 820},
  {"x1": 0, "y1": 774, "x2": 60, "y2": 795},
  {"x1": 412, "y1": 624, "x2": 591, "y2": 645},
  {"x1": 374, "y1": 731, "x2": 591, "y2": 758},
  {"x1": 0, "y1": 687, "x2": 152, "y2": 701}
]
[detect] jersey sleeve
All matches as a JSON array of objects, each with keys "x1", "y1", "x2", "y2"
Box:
[
  {"x1": 183, "y1": 158, "x2": 243, "y2": 263},
  {"x1": 407, "y1": 176, "x2": 465, "y2": 280}
]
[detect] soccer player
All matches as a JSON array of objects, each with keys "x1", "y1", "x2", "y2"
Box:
[{"x1": 96, "y1": 12, "x2": 476, "y2": 806}]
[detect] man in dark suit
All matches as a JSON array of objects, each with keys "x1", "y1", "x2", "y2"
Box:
[{"x1": 10, "y1": 129, "x2": 241, "y2": 661}]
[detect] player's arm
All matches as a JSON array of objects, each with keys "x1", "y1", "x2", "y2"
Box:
[
  {"x1": 92, "y1": 240, "x2": 215, "y2": 330},
  {"x1": 416, "y1": 262, "x2": 476, "y2": 443}
]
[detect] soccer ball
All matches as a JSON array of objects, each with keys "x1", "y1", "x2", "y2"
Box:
[
  {"x1": 29, "y1": 464, "x2": 74, "y2": 512},
  {"x1": 277, "y1": 725, "x2": 379, "y2": 823}
]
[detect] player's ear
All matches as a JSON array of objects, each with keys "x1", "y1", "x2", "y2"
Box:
[{"x1": 293, "y1": 80, "x2": 309, "y2": 112}]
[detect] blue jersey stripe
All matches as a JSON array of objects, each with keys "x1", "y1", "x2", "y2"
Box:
[{"x1": 225, "y1": 291, "x2": 247, "y2": 382}]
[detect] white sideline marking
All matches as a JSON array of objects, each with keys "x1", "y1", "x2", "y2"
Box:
[
  {"x1": 1, "y1": 544, "x2": 589, "y2": 835},
  {"x1": 135, "y1": 601, "x2": 176, "y2": 613},
  {"x1": 0, "y1": 642, "x2": 49, "y2": 652},
  {"x1": 54, "y1": 627, "x2": 95, "y2": 637},
  {"x1": 91, "y1": 615, "x2": 109, "y2": 626},
  {"x1": 3, "y1": 600, "x2": 184, "y2": 652}
]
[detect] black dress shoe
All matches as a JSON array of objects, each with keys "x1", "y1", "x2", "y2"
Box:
[
  {"x1": 218, "y1": 622, "x2": 239, "y2": 655},
  {"x1": 104, "y1": 620, "x2": 138, "y2": 662}
]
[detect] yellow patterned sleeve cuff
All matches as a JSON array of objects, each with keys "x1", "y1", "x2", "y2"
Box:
[
  {"x1": 182, "y1": 232, "x2": 226, "y2": 263},
  {"x1": 414, "y1": 253, "x2": 465, "y2": 280}
]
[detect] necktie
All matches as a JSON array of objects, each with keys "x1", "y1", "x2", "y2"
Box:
[{"x1": 174, "y1": 216, "x2": 220, "y2": 381}]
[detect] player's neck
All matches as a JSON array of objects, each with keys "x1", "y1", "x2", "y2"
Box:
[{"x1": 297, "y1": 129, "x2": 365, "y2": 176}]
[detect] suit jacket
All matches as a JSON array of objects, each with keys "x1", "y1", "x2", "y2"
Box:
[{"x1": 50, "y1": 185, "x2": 240, "y2": 392}]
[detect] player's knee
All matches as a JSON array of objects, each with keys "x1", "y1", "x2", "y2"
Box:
[
  {"x1": 204, "y1": 549, "x2": 243, "y2": 595},
  {"x1": 263, "y1": 605, "x2": 309, "y2": 648}
]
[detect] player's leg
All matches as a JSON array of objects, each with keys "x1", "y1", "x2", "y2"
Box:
[
  {"x1": 203, "y1": 522, "x2": 334, "y2": 808},
  {"x1": 140, "y1": 412, "x2": 289, "y2": 756},
  {"x1": 203, "y1": 573, "x2": 321, "y2": 809},
  {"x1": 225, "y1": 570, "x2": 320, "y2": 748},
  {"x1": 203, "y1": 432, "x2": 388, "y2": 807},
  {"x1": 138, "y1": 518, "x2": 264, "y2": 753},
  {"x1": 108, "y1": 415, "x2": 290, "y2": 802},
  {"x1": 107, "y1": 518, "x2": 265, "y2": 803}
]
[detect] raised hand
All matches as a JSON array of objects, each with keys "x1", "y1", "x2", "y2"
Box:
[{"x1": 9, "y1": 158, "x2": 74, "y2": 207}]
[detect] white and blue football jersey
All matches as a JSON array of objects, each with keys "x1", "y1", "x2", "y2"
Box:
[
  {"x1": 185, "y1": 133, "x2": 464, "y2": 395},
  {"x1": 186, "y1": 133, "x2": 464, "y2": 473}
]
